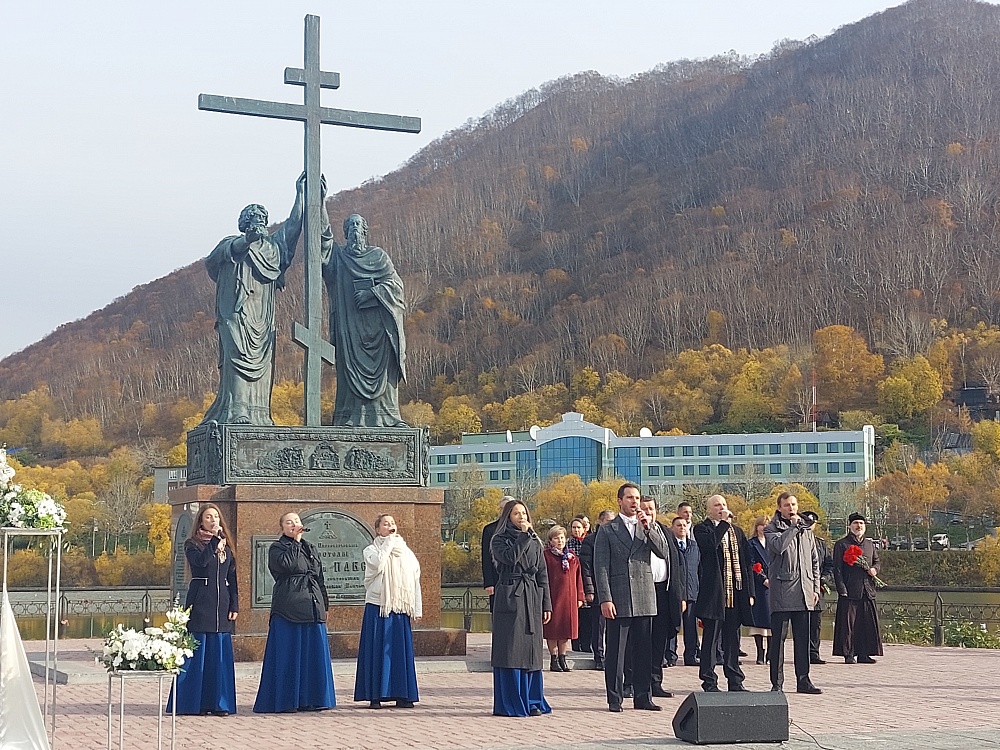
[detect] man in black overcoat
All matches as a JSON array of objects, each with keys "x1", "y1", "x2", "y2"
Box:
[
  {"x1": 693, "y1": 494, "x2": 755, "y2": 693},
  {"x1": 802, "y1": 510, "x2": 834, "y2": 664},
  {"x1": 580, "y1": 509, "x2": 615, "y2": 669}
]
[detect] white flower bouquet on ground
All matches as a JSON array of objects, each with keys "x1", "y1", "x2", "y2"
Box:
[
  {"x1": 101, "y1": 606, "x2": 198, "y2": 673},
  {"x1": 0, "y1": 448, "x2": 67, "y2": 529}
]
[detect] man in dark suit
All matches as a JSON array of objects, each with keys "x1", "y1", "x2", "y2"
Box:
[
  {"x1": 693, "y1": 494, "x2": 755, "y2": 693},
  {"x1": 580, "y1": 509, "x2": 615, "y2": 669},
  {"x1": 669, "y1": 514, "x2": 702, "y2": 666},
  {"x1": 642, "y1": 496, "x2": 683, "y2": 697},
  {"x1": 802, "y1": 510, "x2": 834, "y2": 664},
  {"x1": 481, "y1": 495, "x2": 515, "y2": 611},
  {"x1": 594, "y1": 483, "x2": 668, "y2": 712}
]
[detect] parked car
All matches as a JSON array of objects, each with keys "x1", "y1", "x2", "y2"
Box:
[
  {"x1": 931, "y1": 533, "x2": 950, "y2": 551},
  {"x1": 912, "y1": 537, "x2": 929, "y2": 550},
  {"x1": 889, "y1": 536, "x2": 912, "y2": 550}
]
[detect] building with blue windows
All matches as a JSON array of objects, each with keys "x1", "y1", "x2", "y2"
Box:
[{"x1": 429, "y1": 412, "x2": 875, "y2": 522}]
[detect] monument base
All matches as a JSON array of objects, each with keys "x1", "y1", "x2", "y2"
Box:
[
  {"x1": 167, "y1": 482, "x2": 465, "y2": 658},
  {"x1": 185, "y1": 423, "x2": 430, "y2": 487}
]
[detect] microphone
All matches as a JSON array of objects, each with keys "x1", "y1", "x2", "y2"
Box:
[{"x1": 301, "y1": 527, "x2": 312, "y2": 533}]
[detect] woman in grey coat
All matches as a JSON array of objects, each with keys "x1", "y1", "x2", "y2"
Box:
[{"x1": 490, "y1": 498, "x2": 552, "y2": 716}]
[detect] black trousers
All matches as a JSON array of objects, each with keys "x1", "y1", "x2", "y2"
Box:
[
  {"x1": 591, "y1": 604, "x2": 607, "y2": 659},
  {"x1": 679, "y1": 600, "x2": 700, "y2": 663},
  {"x1": 699, "y1": 608, "x2": 744, "y2": 690},
  {"x1": 650, "y1": 583, "x2": 674, "y2": 687},
  {"x1": 573, "y1": 604, "x2": 594, "y2": 651},
  {"x1": 624, "y1": 583, "x2": 674, "y2": 688},
  {"x1": 605, "y1": 615, "x2": 653, "y2": 707},
  {"x1": 809, "y1": 607, "x2": 823, "y2": 658},
  {"x1": 770, "y1": 610, "x2": 812, "y2": 688}
]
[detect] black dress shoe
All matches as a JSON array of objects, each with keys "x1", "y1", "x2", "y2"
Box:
[
  {"x1": 529, "y1": 707, "x2": 542, "y2": 716},
  {"x1": 770, "y1": 685, "x2": 782, "y2": 692},
  {"x1": 622, "y1": 685, "x2": 634, "y2": 698},
  {"x1": 844, "y1": 656, "x2": 856, "y2": 664},
  {"x1": 703, "y1": 685, "x2": 721, "y2": 692},
  {"x1": 651, "y1": 685, "x2": 673, "y2": 698},
  {"x1": 593, "y1": 658, "x2": 605, "y2": 671},
  {"x1": 810, "y1": 657, "x2": 827, "y2": 664},
  {"x1": 796, "y1": 680, "x2": 822, "y2": 694},
  {"x1": 739, "y1": 649, "x2": 748, "y2": 657},
  {"x1": 728, "y1": 683, "x2": 748, "y2": 692},
  {"x1": 608, "y1": 704, "x2": 623, "y2": 713},
  {"x1": 368, "y1": 701, "x2": 382, "y2": 709},
  {"x1": 684, "y1": 660, "x2": 700, "y2": 667},
  {"x1": 634, "y1": 700, "x2": 662, "y2": 711},
  {"x1": 396, "y1": 699, "x2": 415, "y2": 708},
  {"x1": 858, "y1": 656, "x2": 876, "y2": 664}
]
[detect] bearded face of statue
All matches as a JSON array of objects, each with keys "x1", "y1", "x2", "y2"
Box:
[{"x1": 344, "y1": 214, "x2": 368, "y2": 250}]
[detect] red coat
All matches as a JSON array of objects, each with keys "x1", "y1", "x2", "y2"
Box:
[{"x1": 542, "y1": 547, "x2": 584, "y2": 640}]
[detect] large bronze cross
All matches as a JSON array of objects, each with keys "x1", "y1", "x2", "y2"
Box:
[{"x1": 198, "y1": 14, "x2": 420, "y2": 426}]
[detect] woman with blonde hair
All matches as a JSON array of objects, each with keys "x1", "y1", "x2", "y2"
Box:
[
  {"x1": 354, "y1": 514, "x2": 421, "y2": 709},
  {"x1": 542, "y1": 525, "x2": 584, "y2": 672},
  {"x1": 253, "y1": 511, "x2": 336, "y2": 712}
]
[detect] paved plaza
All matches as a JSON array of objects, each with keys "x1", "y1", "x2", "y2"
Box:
[{"x1": 26, "y1": 635, "x2": 1000, "y2": 750}]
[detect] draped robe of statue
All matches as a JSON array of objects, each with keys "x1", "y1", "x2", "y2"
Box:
[
  {"x1": 202, "y1": 223, "x2": 298, "y2": 426},
  {"x1": 322, "y1": 234, "x2": 407, "y2": 427}
]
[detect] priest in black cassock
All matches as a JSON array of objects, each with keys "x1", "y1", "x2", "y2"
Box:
[{"x1": 832, "y1": 513, "x2": 884, "y2": 664}]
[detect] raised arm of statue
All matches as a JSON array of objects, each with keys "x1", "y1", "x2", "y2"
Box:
[{"x1": 270, "y1": 173, "x2": 307, "y2": 284}]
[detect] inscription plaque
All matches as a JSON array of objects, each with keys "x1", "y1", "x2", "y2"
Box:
[
  {"x1": 251, "y1": 507, "x2": 374, "y2": 608},
  {"x1": 171, "y1": 510, "x2": 195, "y2": 603}
]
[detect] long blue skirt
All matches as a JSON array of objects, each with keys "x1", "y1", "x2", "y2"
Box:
[
  {"x1": 493, "y1": 668, "x2": 551, "y2": 717},
  {"x1": 353, "y1": 603, "x2": 418, "y2": 703},
  {"x1": 166, "y1": 632, "x2": 236, "y2": 714},
  {"x1": 252, "y1": 616, "x2": 336, "y2": 713}
]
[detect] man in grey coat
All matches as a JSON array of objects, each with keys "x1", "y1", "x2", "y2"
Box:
[
  {"x1": 763, "y1": 491, "x2": 822, "y2": 694},
  {"x1": 594, "y1": 482, "x2": 668, "y2": 712}
]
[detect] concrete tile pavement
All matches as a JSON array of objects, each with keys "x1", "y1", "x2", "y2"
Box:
[{"x1": 27, "y1": 636, "x2": 1000, "y2": 750}]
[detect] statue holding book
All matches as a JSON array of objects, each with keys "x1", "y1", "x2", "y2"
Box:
[{"x1": 322, "y1": 213, "x2": 408, "y2": 427}]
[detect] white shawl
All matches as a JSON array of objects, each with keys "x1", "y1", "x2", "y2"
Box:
[{"x1": 363, "y1": 534, "x2": 422, "y2": 618}]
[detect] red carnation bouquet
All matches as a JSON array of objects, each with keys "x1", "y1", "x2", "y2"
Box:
[
  {"x1": 752, "y1": 562, "x2": 764, "y2": 575},
  {"x1": 843, "y1": 544, "x2": 886, "y2": 588}
]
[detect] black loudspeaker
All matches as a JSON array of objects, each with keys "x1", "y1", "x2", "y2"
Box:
[{"x1": 671, "y1": 691, "x2": 789, "y2": 745}]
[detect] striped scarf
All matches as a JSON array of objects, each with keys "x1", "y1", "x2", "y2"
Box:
[{"x1": 720, "y1": 526, "x2": 743, "y2": 608}]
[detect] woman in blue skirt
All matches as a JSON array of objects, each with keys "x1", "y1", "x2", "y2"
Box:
[
  {"x1": 170, "y1": 503, "x2": 238, "y2": 715},
  {"x1": 354, "y1": 514, "x2": 421, "y2": 709},
  {"x1": 490, "y1": 498, "x2": 552, "y2": 717},
  {"x1": 253, "y1": 511, "x2": 336, "y2": 713}
]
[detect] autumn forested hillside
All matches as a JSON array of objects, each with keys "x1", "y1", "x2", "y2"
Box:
[{"x1": 4, "y1": 0, "x2": 1000, "y2": 449}]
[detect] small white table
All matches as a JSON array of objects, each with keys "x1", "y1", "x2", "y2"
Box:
[{"x1": 106, "y1": 670, "x2": 178, "y2": 750}]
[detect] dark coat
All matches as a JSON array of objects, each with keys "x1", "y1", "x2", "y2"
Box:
[
  {"x1": 490, "y1": 526, "x2": 552, "y2": 670},
  {"x1": 482, "y1": 519, "x2": 500, "y2": 589},
  {"x1": 184, "y1": 536, "x2": 239, "y2": 634},
  {"x1": 692, "y1": 519, "x2": 755, "y2": 625},
  {"x1": 815, "y1": 537, "x2": 834, "y2": 611},
  {"x1": 676, "y1": 532, "x2": 701, "y2": 602},
  {"x1": 746, "y1": 536, "x2": 771, "y2": 629},
  {"x1": 661, "y1": 524, "x2": 685, "y2": 629},
  {"x1": 594, "y1": 515, "x2": 668, "y2": 618},
  {"x1": 578, "y1": 531, "x2": 597, "y2": 598},
  {"x1": 542, "y1": 548, "x2": 584, "y2": 640},
  {"x1": 268, "y1": 535, "x2": 330, "y2": 623},
  {"x1": 833, "y1": 535, "x2": 880, "y2": 600}
]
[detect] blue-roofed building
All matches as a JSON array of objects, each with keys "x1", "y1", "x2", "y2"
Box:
[{"x1": 429, "y1": 412, "x2": 876, "y2": 520}]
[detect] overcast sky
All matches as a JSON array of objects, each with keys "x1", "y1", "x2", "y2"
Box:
[{"x1": 0, "y1": 0, "x2": 936, "y2": 360}]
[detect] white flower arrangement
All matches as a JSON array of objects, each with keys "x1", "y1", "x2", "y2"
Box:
[
  {"x1": 0, "y1": 448, "x2": 67, "y2": 530},
  {"x1": 101, "y1": 606, "x2": 198, "y2": 673}
]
